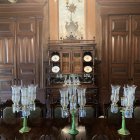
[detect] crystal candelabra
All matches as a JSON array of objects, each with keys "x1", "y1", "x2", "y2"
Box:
[
  {"x1": 110, "y1": 85, "x2": 121, "y2": 114},
  {"x1": 11, "y1": 84, "x2": 37, "y2": 133},
  {"x1": 60, "y1": 74, "x2": 86, "y2": 135},
  {"x1": 111, "y1": 84, "x2": 137, "y2": 135}
]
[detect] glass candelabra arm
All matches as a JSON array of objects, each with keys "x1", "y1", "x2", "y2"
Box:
[
  {"x1": 111, "y1": 103, "x2": 119, "y2": 113},
  {"x1": 69, "y1": 108, "x2": 78, "y2": 119},
  {"x1": 80, "y1": 97, "x2": 86, "y2": 107},
  {"x1": 61, "y1": 108, "x2": 69, "y2": 118},
  {"x1": 79, "y1": 107, "x2": 86, "y2": 118},
  {"x1": 111, "y1": 85, "x2": 120, "y2": 103},
  {"x1": 29, "y1": 101, "x2": 36, "y2": 111},
  {"x1": 12, "y1": 103, "x2": 20, "y2": 113},
  {"x1": 124, "y1": 106, "x2": 133, "y2": 118},
  {"x1": 70, "y1": 102, "x2": 77, "y2": 110},
  {"x1": 61, "y1": 99, "x2": 69, "y2": 118}
]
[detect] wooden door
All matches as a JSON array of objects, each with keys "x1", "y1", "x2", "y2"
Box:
[
  {"x1": 0, "y1": 18, "x2": 16, "y2": 93},
  {"x1": 131, "y1": 15, "x2": 140, "y2": 94},
  {"x1": 16, "y1": 18, "x2": 38, "y2": 86},
  {"x1": 108, "y1": 15, "x2": 131, "y2": 86}
]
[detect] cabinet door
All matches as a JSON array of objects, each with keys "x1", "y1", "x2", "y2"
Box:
[
  {"x1": 0, "y1": 19, "x2": 16, "y2": 92},
  {"x1": 109, "y1": 15, "x2": 131, "y2": 85},
  {"x1": 60, "y1": 50, "x2": 83, "y2": 74},
  {"x1": 131, "y1": 15, "x2": 140, "y2": 91},
  {"x1": 16, "y1": 18, "x2": 38, "y2": 85},
  {"x1": 61, "y1": 51, "x2": 71, "y2": 74},
  {"x1": 72, "y1": 51, "x2": 83, "y2": 74}
]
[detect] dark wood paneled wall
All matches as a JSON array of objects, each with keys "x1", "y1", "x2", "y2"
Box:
[
  {"x1": 96, "y1": 0, "x2": 140, "y2": 111},
  {"x1": 0, "y1": 1, "x2": 48, "y2": 103}
]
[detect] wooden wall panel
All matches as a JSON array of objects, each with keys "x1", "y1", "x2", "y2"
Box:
[
  {"x1": 0, "y1": 38, "x2": 15, "y2": 64},
  {"x1": 0, "y1": 19, "x2": 16, "y2": 93},
  {"x1": 0, "y1": 79, "x2": 13, "y2": 92},
  {"x1": 96, "y1": 1, "x2": 140, "y2": 108},
  {"x1": 0, "y1": 2, "x2": 46, "y2": 103},
  {"x1": 0, "y1": 20, "x2": 15, "y2": 37},
  {"x1": 17, "y1": 37, "x2": 36, "y2": 63},
  {"x1": 0, "y1": 38, "x2": 15, "y2": 90},
  {"x1": 16, "y1": 19, "x2": 38, "y2": 85},
  {"x1": 110, "y1": 35, "x2": 129, "y2": 63},
  {"x1": 0, "y1": 17, "x2": 41, "y2": 93},
  {"x1": 98, "y1": 15, "x2": 110, "y2": 106},
  {"x1": 17, "y1": 18, "x2": 35, "y2": 35},
  {"x1": 132, "y1": 16, "x2": 140, "y2": 96},
  {"x1": 109, "y1": 15, "x2": 131, "y2": 85}
]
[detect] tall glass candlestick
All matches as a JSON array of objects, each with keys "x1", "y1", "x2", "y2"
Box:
[
  {"x1": 110, "y1": 84, "x2": 137, "y2": 135},
  {"x1": 11, "y1": 84, "x2": 37, "y2": 133},
  {"x1": 60, "y1": 74, "x2": 86, "y2": 135}
]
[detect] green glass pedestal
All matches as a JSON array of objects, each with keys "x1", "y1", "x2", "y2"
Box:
[
  {"x1": 19, "y1": 116, "x2": 31, "y2": 133},
  {"x1": 69, "y1": 110, "x2": 79, "y2": 135},
  {"x1": 118, "y1": 110, "x2": 130, "y2": 136}
]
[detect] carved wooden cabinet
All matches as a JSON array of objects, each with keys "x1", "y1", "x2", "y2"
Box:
[
  {"x1": 47, "y1": 41, "x2": 96, "y2": 85},
  {"x1": 46, "y1": 41, "x2": 99, "y2": 117}
]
